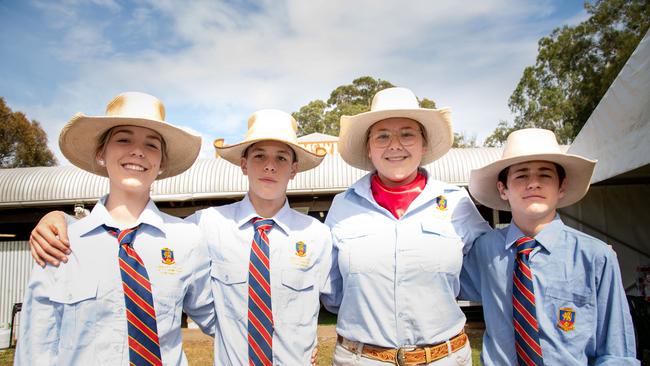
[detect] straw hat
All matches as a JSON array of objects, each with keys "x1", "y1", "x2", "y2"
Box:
[
  {"x1": 216, "y1": 109, "x2": 325, "y2": 172},
  {"x1": 469, "y1": 128, "x2": 596, "y2": 211},
  {"x1": 59, "y1": 92, "x2": 201, "y2": 179},
  {"x1": 338, "y1": 87, "x2": 453, "y2": 170}
]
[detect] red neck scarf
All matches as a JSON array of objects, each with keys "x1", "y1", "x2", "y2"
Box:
[{"x1": 371, "y1": 171, "x2": 427, "y2": 219}]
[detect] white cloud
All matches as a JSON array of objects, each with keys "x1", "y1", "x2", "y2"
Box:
[{"x1": 11, "y1": 0, "x2": 586, "y2": 159}]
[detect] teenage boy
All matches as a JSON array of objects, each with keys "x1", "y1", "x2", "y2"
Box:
[
  {"x1": 29, "y1": 109, "x2": 336, "y2": 365},
  {"x1": 460, "y1": 128, "x2": 638, "y2": 365}
]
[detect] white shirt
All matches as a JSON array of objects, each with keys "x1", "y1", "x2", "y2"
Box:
[
  {"x1": 324, "y1": 170, "x2": 490, "y2": 347},
  {"x1": 187, "y1": 195, "x2": 336, "y2": 366},
  {"x1": 15, "y1": 197, "x2": 216, "y2": 365}
]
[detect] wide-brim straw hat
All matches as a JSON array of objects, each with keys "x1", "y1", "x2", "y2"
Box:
[
  {"x1": 338, "y1": 87, "x2": 453, "y2": 171},
  {"x1": 216, "y1": 109, "x2": 325, "y2": 172},
  {"x1": 59, "y1": 92, "x2": 201, "y2": 179},
  {"x1": 469, "y1": 128, "x2": 596, "y2": 211}
]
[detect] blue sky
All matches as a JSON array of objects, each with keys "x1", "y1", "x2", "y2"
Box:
[{"x1": 0, "y1": 0, "x2": 587, "y2": 164}]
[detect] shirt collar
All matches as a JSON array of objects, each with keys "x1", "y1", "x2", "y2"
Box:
[
  {"x1": 76, "y1": 195, "x2": 166, "y2": 237},
  {"x1": 505, "y1": 214, "x2": 564, "y2": 253},
  {"x1": 349, "y1": 169, "x2": 453, "y2": 212},
  {"x1": 234, "y1": 194, "x2": 291, "y2": 236}
]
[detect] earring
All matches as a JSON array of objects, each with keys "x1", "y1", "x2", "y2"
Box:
[
  {"x1": 97, "y1": 159, "x2": 105, "y2": 167},
  {"x1": 157, "y1": 170, "x2": 163, "y2": 176}
]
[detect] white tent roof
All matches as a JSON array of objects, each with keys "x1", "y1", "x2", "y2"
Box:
[{"x1": 568, "y1": 30, "x2": 650, "y2": 184}]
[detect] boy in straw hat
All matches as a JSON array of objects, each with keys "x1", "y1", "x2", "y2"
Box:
[
  {"x1": 16, "y1": 92, "x2": 216, "y2": 365},
  {"x1": 459, "y1": 128, "x2": 638, "y2": 365},
  {"x1": 28, "y1": 108, "x2": 334, "y2": 365},
  {"x1": 186, "y1": 109, "x2": 335, "y2": 365}
]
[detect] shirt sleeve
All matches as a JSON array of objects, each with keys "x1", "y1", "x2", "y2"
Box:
[
  {"x1": 319, "y1": 228, "x2": 342, "y2": 314},
  {"x1": 182, "y1": 235, "x2": 216, "y2": 337},
  {"x1": 459, "y1": 236, "x2": 483, "y2": 302},
  {"x1": 592, "y1": 248, "x2": 639, "y2": 365},
  {"x1": 14, "y1": 263, "x2": 61, "y2": 365},
  {"x1": 451, "y1": 188, "x2": 491, "y2": 255}
]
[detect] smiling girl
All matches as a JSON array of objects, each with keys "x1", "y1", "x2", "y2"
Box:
[{"x1": 15, "y1": 92, "x2": 215, "y2": 365}]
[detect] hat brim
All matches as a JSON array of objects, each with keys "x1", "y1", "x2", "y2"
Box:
[
  {"x1": 469, "y1": 153, "x2": 597, "y2": 211},
  {"x1": 216, "y1": 138, "x2": 325, "y2": 172},
  {"x1": 338, "y1": 108, "x2": 453, "y2": 170},
  {"x1": 59, "y1": 114, "x2": 201, "y2": 179}
]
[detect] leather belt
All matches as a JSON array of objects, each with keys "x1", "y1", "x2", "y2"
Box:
[{"x1": 337, "y1": 330, "x2": 468, "y2": 366}]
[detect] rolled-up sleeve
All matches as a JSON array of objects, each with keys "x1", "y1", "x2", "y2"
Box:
[{"x1": 593, "y1": 249, "x2": 639, "y2": 365}]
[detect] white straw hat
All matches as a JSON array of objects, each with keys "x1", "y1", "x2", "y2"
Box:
[
  {"x1": 469, "y1": 128, "x2": 596, "y2": 211},
  {"x1": 338, "y1": 87, "x2": 453, "y2": 170},
  {"x1": 216, "y1": 109, "x2": 325, "y2": 172},
  {"x1": 59, "y1": 92, "x2": 201, "y2": 179}
]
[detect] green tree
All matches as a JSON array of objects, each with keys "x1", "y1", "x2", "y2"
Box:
[
  {"x1": 484, "y1": 120, "x2": 515, "y2": 147},
  {"x1": 486, "y1": 0, "x2": 650, "y2": 145},
  {"x1": 294, "y1": 76, "x2": 395, "y2": 136},
  {"x1": 0, "y1": 97, "x2": 57, "y2": 168},
  {"x1": 294, "y1": 76, "x2": 453, "y2": 138},
  {"x1": 453, "y1": 132, "x2": 478, "y2": 148}
]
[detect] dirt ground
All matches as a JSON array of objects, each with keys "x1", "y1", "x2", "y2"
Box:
[{"x1": 182, "y1": 324, "x2": 338, "y2": 366}]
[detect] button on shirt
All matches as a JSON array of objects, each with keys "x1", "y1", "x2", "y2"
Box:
[
  {"x1": 324, "y1": 170, "x2": 490, "y2": 347},
  {"x1": 187, "y1": 195, "x2": 337, "y2": 365},
  {"x1": 460, "y1": 216, "x2": 639, "y2": 365},
  {"x1": 15, "y1": 197, "x2": 216, "y2": 366}
]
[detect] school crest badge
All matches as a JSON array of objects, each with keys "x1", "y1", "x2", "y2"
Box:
[
  {"x1": 557, "y1": 307, "x2": 575, "y2": 331},
  {"x1": 295, "y1": 241, "x2": 307, "y2": 257},
  {"x1": 435, "y1": 195, "x2": 448, "y2": 211},
  {"x1": 161, "y1": 247, "x2": 175, "y2": 265}
]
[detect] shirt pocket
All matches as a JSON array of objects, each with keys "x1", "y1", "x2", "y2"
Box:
[
  {"x1": 49, "y1": 280, "x2": 99, "y2": 350},
  {"x1": 417, "y1": 222, "x2": 463, "y2": 273},
  {"x1": 210, "y1": 261, "x2": 248, "y2": 320},
  {"x1": 544, "y1": 285, "x2": 595, "y2": 345},
  {"x1": 278, "y1": 269, "x2": 317, "y2": 325},
  {"x1": 335, "y1": 231, "x2": 380, "y2": 274}
]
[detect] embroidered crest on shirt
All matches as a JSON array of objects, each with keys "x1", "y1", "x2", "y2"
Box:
[
  {"x1": 161, "y1": 247, "x2": 175, "y2": 265},
  {"x1": 291, "y1": 240, "x2": 311, "y2": 268},
  {"x1": 157, "y1": 247, "x2": 183, "y2": 275},
  {"x1": 557, "y1": 307, "x2": 576, "y2": 331},
  {"x1": 435, "y1": 195, "x2": 448, "y2": 211},
  {"x1": 295, "y1": 241, "x2": 307, "y2": 257}
]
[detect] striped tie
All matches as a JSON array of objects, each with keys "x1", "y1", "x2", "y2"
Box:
[
  {"x1": 248, "y1": 218, "x2": 274, "y2": 366},
  {"x1": 104, "y1": 225, "x2": 162, "y2": 366},
  {"x1": 513, "y1": 236, "x2": 544, "y2": 366}
]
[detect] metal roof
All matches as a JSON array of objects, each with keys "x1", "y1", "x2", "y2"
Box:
[{"x1": 0, "y1": 148, "x2": 503, "y2": 207}]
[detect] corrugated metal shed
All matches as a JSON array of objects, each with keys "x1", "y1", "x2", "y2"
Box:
[
  {"x1": 0, "y1": 148, "x2": 503, "y2": 207},
  {"x1": 0, "y1": 241, "x2": 31, "y2": 326}
]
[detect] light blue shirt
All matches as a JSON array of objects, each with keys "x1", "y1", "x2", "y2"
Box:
[
  {"x1": 460, "y1": 216, "x2": 639, "y2": 365},
  {"x1": 187, "y1": 195, "x2": 337, "y2": 366},
  {"x1": 324, "y1": 170, "x2": 490, "y2": 347},
  {"x1": 15, "y1": 197, "x2": 215, "y2": 366}
]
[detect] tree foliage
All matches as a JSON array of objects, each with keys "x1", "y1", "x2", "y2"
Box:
[
  {"x1": 293, "y1": 76, "x2": 394, "y2": 136},
  {"x1": 0, "y1": 97, "x2": 57, "y2": 168},
  {"x1": 452, "y1": 132, "x2": 478, "y2": 148},
  {"x1": 294, "y1": 76, "x2": 476, "y2": 147},
  {"x1": 486, "y1": 0, "x2": 650, "y2": 146}
]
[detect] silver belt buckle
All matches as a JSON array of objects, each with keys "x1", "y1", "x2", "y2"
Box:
[{"x1": 396, "y1": 345, "x2": 416, "y2": 366}]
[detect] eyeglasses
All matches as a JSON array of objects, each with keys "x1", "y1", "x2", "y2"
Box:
[{"x1": 369, "y1": 128, "x2": 423, "y2": 148}]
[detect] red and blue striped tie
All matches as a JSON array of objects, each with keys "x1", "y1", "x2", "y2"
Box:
[
  {"x1": 248, "y1": 218, "x2": 274, "y2": 366},
  {"x1": 104, "y1": 225, "x2": 162, "y2": 366},
  {"x1": 513, "y1": 236, "x2": 544, "y2": 366}
]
